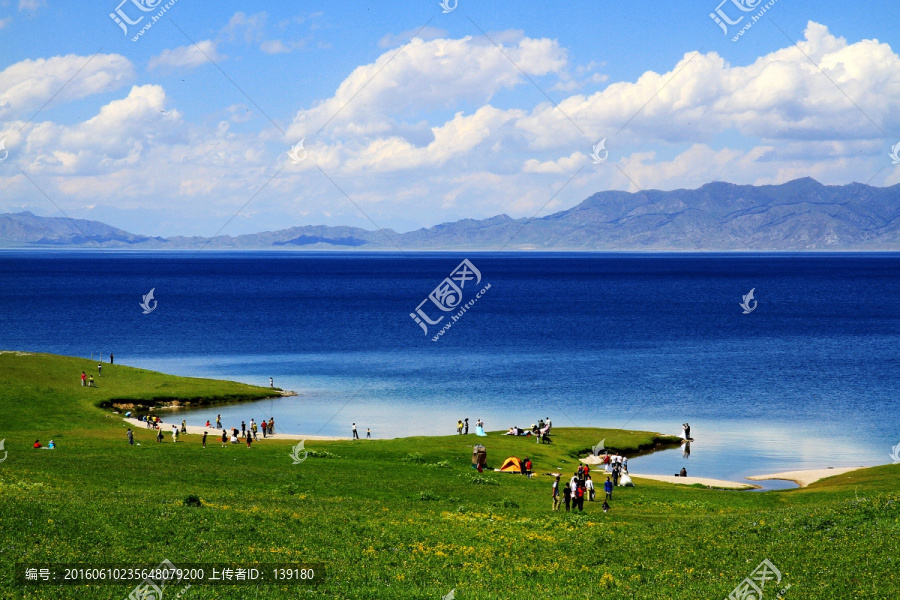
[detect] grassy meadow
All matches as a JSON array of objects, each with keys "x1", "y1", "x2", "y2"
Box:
[{"x1": 0, "y1": 351, "x2": 898, "y2": 599}]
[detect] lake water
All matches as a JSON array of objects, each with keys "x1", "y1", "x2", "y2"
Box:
[{"x1": 2, "y1": 251, "x2": 898, "y2": 489}]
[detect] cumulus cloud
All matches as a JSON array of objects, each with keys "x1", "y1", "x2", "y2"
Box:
[
  {"x1": 149, "y1": 40, "x2": 223, "y2": 71},
  {"x1": 0, "y1": 53, "x2": 134, "y2": 121}
]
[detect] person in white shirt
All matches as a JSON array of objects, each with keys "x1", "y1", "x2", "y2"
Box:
[{"x1": 585, "y1": 475, "x2": 595, "y2": 501}]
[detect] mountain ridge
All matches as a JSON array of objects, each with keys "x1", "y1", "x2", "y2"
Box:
[{"x1": 3, "y1": 178, "x2": 900, "y2": 250}]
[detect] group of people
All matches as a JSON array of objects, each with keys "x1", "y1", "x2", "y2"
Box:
[
  {"x1": 455, "y1": 418, "x2": 485, "y2": 436},
  {"x1": 351, "y1": 423, "x2": 371, "y2": 439},
  {"x1": 79, "y1": 361, "x2": 108, "y2": 387},
  {"x1": 503, "y1": 418, "x2": 552, "y2": 443},
  {"x1": 33, "y1": 439, "x2": 55, "y2": 449},
  {"x1": 552, "y1": 465, "x2": 614, "y2": 513},
  {"x1": 680, "y1": 423, "x2": 692, "y2": 440},
  {"x1": 213, "y1": 415, "x2": 275, "y2": 438},
  {"x1": 129, "y1": 414, "x2": 278, "y2": 448}
]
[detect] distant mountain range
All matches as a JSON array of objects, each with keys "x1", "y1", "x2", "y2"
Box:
[{"x1": 3, "y1": 178, "x2": 900, "y2": 250}]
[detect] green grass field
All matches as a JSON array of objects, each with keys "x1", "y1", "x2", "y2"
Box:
[{"x1": 0, "y1": 351, "x2": 898, "y2": 599}]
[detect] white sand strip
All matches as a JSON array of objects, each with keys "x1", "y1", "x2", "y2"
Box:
[
  {"x1": 121, "y1": 417, "x2": 344, "y2": 441},
  {"x1": 632, "y1": 474, "x2": 759, "y2": 490},
  {"x1": 746, "y1": 466, "x2": 867, "y2": 488}
]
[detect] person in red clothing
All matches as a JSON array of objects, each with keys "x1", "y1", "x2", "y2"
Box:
[
  {"x1": 33, "y1": 440, "x2": 41, "y2": 448},
  {"x1": 524, "y1": 457, "x2": 533, "y2": 478},
  {"x1": 80, "y1": 372, "x2": 86, "y2": 386}
]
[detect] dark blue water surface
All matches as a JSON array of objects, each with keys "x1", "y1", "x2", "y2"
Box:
[{"x1": 1, "y1": 251, "x2": 898, "y2": 486}]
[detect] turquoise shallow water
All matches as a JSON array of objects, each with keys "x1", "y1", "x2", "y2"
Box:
[{"x1": 1, "y1": 251, "x2": 898, "y2": 488}]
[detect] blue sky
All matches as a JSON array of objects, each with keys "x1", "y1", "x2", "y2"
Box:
[{"x1": 1, "y1": 0, "x2": 899, "y2": 236}]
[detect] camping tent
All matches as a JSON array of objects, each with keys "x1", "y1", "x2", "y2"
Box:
[{"x1": 498, "y1": 456, "x2": 523, "y2": 473}]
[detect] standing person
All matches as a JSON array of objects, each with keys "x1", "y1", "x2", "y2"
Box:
[
  {"x1": 241, "y1": 421, "x2": 246, "y2": 437},
  {"x1": 524, "y1": 457, "x2": 533, "y2": 479},
  {"x1": 126, "y1": 429, "x2": 134, "y2": 446},
  {"x1": 171, "y1": 425, "x2": 178, "y2": 443},
  {"x1": 202, "y1": 431, "x2": 208, "y2": 448},
  {"x1": 366, "y1": 428, "x2": 371, "y2": 439},
  {"x1": 604, "y1": 477, "x2": 613, "y2": 500},
  {"x1": 464, "y1": 418, "x2": 469, "y2": 435},
  {"x1": 251, "y1": 420, "x2": 258, "y2": 441},
  {"x1": 575, "y1": 482, "x2": 585, "y2": 512},
  {"x1": 457, "y1": 420, "x2": 463, "y2": 435},
  {"x1": 685, "y1": 423, "x2": 691, "y2": 439},
  {"x1": 269, "y1": 377, "x2": 274, "y2": 388},
  {"x1": 221, "y1": 430, "x2": 227, "y2": 447},
  {"x1": 81, "y1": 371, "x2": 86, "y2": 386},
  {"x1": 586, "y1": 475, "x2": 595, "y2": 501},
  {"x1": 215, "y1": 415, "x2": 221, "y2": 430},
  {"x1": 261, "y1": 420, "x2": 267, "y2": 438},
  {"x1": 352, "y1": 423, "x2": 359, "y2": 439},
  {"x1": 562, "y1": 484, "x2": 572, "y2": 512},
  {"x1": 551, "y1": 475, "x2": 561, "y2": 511},
  {"x1": 110, "y1": 353, "x2": 114, "y2": 364},
  {"x1": 156, "y1": 429, "x2": 163, "y2": 443},
  {"x1": 145, "y1": 416, "x2": 152, "y2": 429},
  {"x1": 88, "y1": 375, "x2": 94, "y2": 387},
  {"x1": 181, "y1": 420, "x2": 187, "y2": 434},
  {"x1": 268, "y1": 418, "x2": 274, "y2": 434},
  {"x1": 246, "y1": 433, "x2": 252, "y2": 448},
  {"x1": 98, "y1": 363, "x2": 102, "y2": 376}
]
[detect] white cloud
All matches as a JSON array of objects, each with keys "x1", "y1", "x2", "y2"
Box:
[
  {"x1": 18, "y1": 0, "x2": 44, "y2": 11},
  {"x1": 149, "y1": 40, "x2": 223, "y2": 71},
  {"x1": 0, "y1": 17, "x2": 12, "y2": 29},
  {"x1": 0, "y1": 53, "x2": 134, "y2": 121}
]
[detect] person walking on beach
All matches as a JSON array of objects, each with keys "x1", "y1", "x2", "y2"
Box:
[
  {"x1": 221, "y1": 430, "x2": 227, "y2": 447},
  {"x1": 268, "y1": 418, "x2": 274, "y2": 434},
  {"x1": 251, "y1": 420, "x2": 258, "y2": 441},
  {"x1": 181, "y1": 420, "x2": 187, "y2": 434},
  {"x1": 366, "y1": 428, "x2": 371, "y2": 439},
  {"x1": 81, "y1": 371, "x2": 86, "y2": 386},
  {"x1": 126, "y1": 429, "x2": 134, "y2": 446},
  {"x1": 215, "y1": 415, "x2": 221, "y2": 430},
  {"x1": 202, "y1": 431, "x2": 207, "y2": 448},
  {"x1": 464, "y1": 418, "x2": 469, "y2": 435},
  {"x1": 552, "y1": 475, "x2": 561, "y2": 511},
  {"x1": 562, "y1": 484, "x2": 572, "y2": 512},
  {"x1": 171, "y1": 425, "x2": 178, "y2": 443},
  {"x1": 352, "y1": 423, "x2": 359, "y2": 440},
  {"x1": 241, "y1": 421, "x2": 246, "y2": 437},
  {"x1": 261, "y1": 420, "x2": 267, "y2": 438},
  {"x1": 604, "y1": 477, "x2": 613, "y2": 500}
]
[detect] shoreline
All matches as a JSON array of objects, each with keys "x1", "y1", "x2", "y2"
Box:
[
  {"x1": 746, "y1": 466, "x2": 867, "y2": 488},
  {"x1": 122, "y1": 417, "x2": 345, "y2": 441}
]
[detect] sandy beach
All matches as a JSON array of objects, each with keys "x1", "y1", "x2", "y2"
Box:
[
  {"x1": 122, "y1": 417, "x2": 344, "y2": 441},
  {"x1": 631, "y1": 474, "x2": 759, "y2": 490},
  {"x1": 746, "y1": 466, "x2": 867, "y2": 488}
]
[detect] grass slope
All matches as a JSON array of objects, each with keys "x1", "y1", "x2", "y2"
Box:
[{"x1": 0, "y1": 352, "x2": 898, "y2": 599}]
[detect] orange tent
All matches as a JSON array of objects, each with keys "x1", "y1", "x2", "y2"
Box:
[{"x1": 498, "y1": 456, "x2": 523, "y2": 473}]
